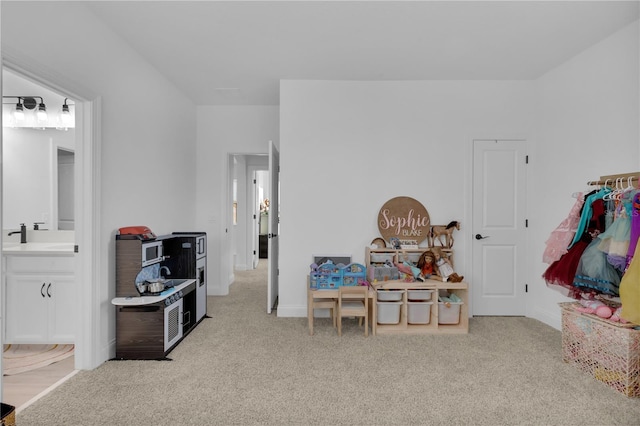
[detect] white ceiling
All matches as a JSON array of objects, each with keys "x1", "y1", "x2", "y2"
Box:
[{"x1": 85, "y1": 1, "x2": 639, "y2": 106}]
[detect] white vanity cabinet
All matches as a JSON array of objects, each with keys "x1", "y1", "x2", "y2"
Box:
[{"x1": 4, "y1": 254, "x2": 76, "y2": 344}]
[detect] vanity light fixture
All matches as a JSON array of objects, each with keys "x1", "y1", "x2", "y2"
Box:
[{"x1": 3, "y1": 95, "x2": 74, "y2": 129}]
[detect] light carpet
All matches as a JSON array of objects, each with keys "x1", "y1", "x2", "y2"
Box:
[
  {"x1": 15, "y1": 261, "x2": 640, "y2": 425},
  {"x1": 3, "y1": 344, "x2": 74, "y2": 376}
]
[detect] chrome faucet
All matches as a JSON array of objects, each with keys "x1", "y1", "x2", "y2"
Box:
[
  {"x1": 160, "y1": 266, "x2": 171, "y2": 277},
  {"x1": 7, "y1": 223, "x2": 27, "y2": 244}
]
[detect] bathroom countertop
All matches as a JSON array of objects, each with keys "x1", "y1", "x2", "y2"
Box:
[{"x1": 2, "y1": 242, "x2": 75, "y2": 255}]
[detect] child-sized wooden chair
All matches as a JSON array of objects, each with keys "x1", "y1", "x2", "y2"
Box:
[
  {"x1": 310, "y1": 298, "x2": 337, "y2": 335},
  {"x1": 337, "y1": 286, "x2": 369, "y2": 337}
]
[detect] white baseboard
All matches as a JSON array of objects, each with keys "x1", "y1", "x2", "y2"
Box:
[
  {"x1": 530, "y1": 306, "x2": 562, "y2": 331},
  {"x1": 276, "y1": 305, "x2": 308, "y2": 317}
]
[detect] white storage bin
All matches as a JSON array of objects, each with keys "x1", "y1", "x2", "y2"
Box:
[
  {"x1": 407, "y1": 301, "x2": 432, "y2": 324},
  {"x1": 377, "y1": 301, "x2": 402, "y2": 324},
  {"x1": 407, "y1": 289, "x2": 433, "y2": 301},
  {"x1": 376, "y1": 290, "x2": 404, "y2": 301},
  {"x1": 438, "y1": 302, "x2": 462, "y2": 324}
]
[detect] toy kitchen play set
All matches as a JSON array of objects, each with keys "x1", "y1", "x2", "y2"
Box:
[{"x1": 112, "y1": 226, "x2": 207, "y2": 360}]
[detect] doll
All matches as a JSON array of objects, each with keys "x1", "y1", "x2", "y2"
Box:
[
  {"x1": 575, "y1": 299, "x2": 613, "y2": 319},
  {"x1": 431, "y1": 247, "x2": 464, "y2": 283},
  {"x1": 416, "y1": 250, "x2": 438, "y2": 282}
]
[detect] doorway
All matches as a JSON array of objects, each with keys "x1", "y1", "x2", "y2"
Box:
[
  {"x1": 1, "y1": 63, "x2": 99, "y2": 405},
  {"x1": 1, "y1": 70, "x2": 78, "y2": 406},
  {"x1": 229, "y1": 151, "x2": 278, "y2": 313}
]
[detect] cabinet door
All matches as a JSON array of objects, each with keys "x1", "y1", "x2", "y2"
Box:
[
  {"x1": 48, "y1": 276, "x2": 77, "y2": 343},
  {"x1": 6, "y1": 275, "x2": 49, "y2": 343}
]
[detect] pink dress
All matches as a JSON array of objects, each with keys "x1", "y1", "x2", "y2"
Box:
[{"x1": 542, "y1": 194, "x2": 584, "y2": 264}]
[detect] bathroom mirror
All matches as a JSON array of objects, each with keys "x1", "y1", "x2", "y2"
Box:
[{"x1": 2, "y1": 70, "x2": 76, "y2": 231}]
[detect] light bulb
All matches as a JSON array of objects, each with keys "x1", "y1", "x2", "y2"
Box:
[
  {"x1": 13, "y1": 103, "x2": 25, "y2": 121},
  {"x1": 60, "y1": 103, "x2": 72, "y2": 126},
  {"x1": 37, "y1": 103, "x2": 47, "y2": 122}
]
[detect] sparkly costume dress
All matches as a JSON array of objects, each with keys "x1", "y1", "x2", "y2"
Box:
[
  {"x1": 542, "y1": 194, "x2": 607, "y2": 299},
  {"x1": 542, "y1": 193, "x2": 584, "y2": 264}
]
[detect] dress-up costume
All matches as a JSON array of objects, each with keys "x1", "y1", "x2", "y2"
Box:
[
  {"x1": 620, "y1": 238, "x2": 640, "y2": 324},
  {"x1": 597, "y1": 194, "x2": 632, "y2": 272},
  {"x1": 568, "y1": 188, "x2": 610, "y2": 249},
  {"x1": 543, "y1": 197, "x2": 607, "y2": 299},
  {"x1": 542, "y1": 193, "x2": 584, "y2": 264},
  {"x1": 573, "y1": 234, "x2": 622, "y2": 296},
  {"x1": 625, "y1": 191, "x2": 640, "y2": 270}
]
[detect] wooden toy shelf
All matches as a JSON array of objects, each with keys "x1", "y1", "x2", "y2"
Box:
[
  {"x1": 366, "y1": 247, "x2": 468, "y2": 335},
  {"x1": 372, "y1": 280, "x2": 468, "y2": 335}
]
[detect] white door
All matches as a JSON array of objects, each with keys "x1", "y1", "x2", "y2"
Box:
[
  {"x1": 267, "y1": 141, "x2": 280, "y2": 314},
  {"x1": 472, "y1": 139, "x2": 527, "y2": 315}
]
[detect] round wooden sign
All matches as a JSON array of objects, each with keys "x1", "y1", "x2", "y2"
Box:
[{"x1": 377, "y1": 196, "x2": 430, "y2": 245}]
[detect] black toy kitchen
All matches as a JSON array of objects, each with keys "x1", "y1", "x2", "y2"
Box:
[{"x1": 113, "y1": 226, "x2": 207, "y2": 360}]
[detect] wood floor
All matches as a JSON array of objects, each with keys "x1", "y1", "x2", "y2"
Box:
[{"x1": 3, "y1": 356, "x2": 76, "y2": 411}]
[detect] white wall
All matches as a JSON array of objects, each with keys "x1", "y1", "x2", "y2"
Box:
[
  {"x1": 196, "y1": 106, "x2": 279, "y2": 295},
  {"x1": 528, "y1": 20, "x2": 639, "y2": 329},
  {"x1": 2, "y1": 2, "x2": 197, "y2": 364},
  {"x1": 279, "y1": 80, "x2": 536, "y2": 316}
]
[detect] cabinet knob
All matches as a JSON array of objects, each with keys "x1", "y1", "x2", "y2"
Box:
[
  {"x1": 47, "y1": 283, "x2": 52, "y2": 298},
  {"x1": 41, "y1": 283, "x2": 46, "y2": 298}
]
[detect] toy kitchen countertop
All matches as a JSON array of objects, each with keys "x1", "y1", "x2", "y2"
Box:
[{"x1": 111, "y1": 279, "x2": 195, "y2": 306}]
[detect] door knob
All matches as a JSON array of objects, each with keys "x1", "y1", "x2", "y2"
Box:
[{"x1": 475, "y1": 234, "x2": 489, "y2": 240}]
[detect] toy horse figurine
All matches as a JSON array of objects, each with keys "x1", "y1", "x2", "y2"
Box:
[{"x1": 430, "y1": 221, "x2": 461, "y2": 248}]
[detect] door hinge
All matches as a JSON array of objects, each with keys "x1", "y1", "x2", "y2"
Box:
[
  {"x1": 525, "y1": 219, "x2": 529, "y2": 228},
  {"x1": 74, "y1": 245, "x2": 79, "y2": 253},
  {"x1": 253, "y1": 214, "x2": 256, "y2": 219},
  {"x1": 525, "y1": 284, "x2": 529, "y2": 293},
  {"x1": 525, "y1": 155, "x2": 529, "y2": 164},
  {"x1": 253, "y1": 250, "x2": 256, "y2": 255}
]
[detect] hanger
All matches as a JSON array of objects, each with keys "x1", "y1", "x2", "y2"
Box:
[
  {"x1": 613, "y1": 178, "x2": 625, "y2": 200},
  {"x1": 618, "y1": 176, "x2": 637, "y2": 200},
  {"x1": 602, "y1": 178, "x2": 620, "y2": 200}
]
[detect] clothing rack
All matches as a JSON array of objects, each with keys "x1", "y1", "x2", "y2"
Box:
[{"x1": 587, "y1": 172, "x2": 640, "y2": 187}]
